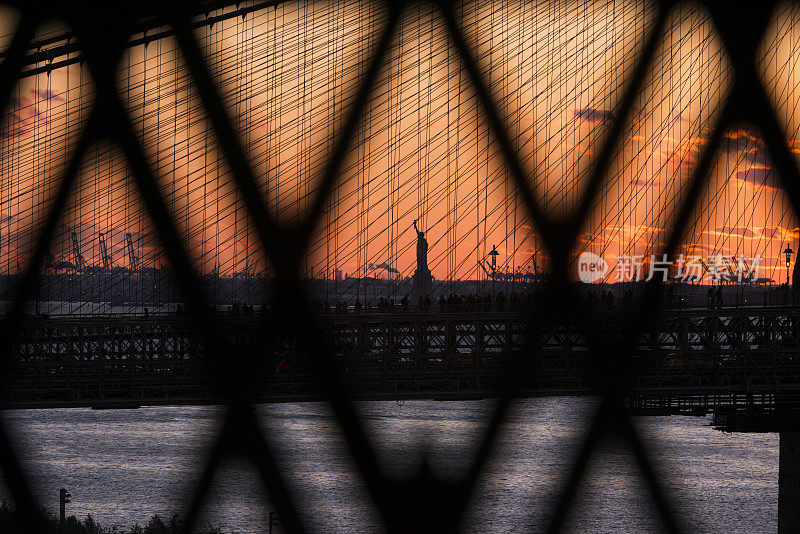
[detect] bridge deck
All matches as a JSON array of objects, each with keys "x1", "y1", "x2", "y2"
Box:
[{"x1": 2, "y1": 308, "x2": 800, "y2": 411}]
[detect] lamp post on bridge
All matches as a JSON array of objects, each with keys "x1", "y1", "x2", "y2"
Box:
[
  {"x1": 488, "y1": 245, "x2": 499, "y2": 301},
  {"x1": 784, "y1": 243, "x2": 794, "y2": 286},
  {"x1": 59, "y1": 488, "x2": 70, "y2": 531}
]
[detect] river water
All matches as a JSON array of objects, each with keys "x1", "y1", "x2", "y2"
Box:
[{"x1": 0, "y1": 398, "x2": 778, "y2": 532}]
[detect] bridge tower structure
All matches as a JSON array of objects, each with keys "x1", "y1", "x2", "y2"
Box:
[
  {"x1": 780, "y1": 431, "x2": 800, "y2": 533},
  {"x1": 714, "y1": 408, "x2": 800, "y2": 533}
]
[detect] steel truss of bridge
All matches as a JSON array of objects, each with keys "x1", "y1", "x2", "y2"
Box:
[{"x1": 3, "y1": 308, "x2": 800, "y2": 414}]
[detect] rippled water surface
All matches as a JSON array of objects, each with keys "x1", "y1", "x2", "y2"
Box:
[{"x1": 0, "y1": 399, "x2": 778, "y2": 532}]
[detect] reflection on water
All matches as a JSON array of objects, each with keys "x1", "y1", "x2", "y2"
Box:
[{"x1": 0, "y1": 399, "x2": 777, "y2": 532}]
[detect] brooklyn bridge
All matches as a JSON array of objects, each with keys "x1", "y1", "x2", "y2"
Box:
[
  {"x1": 3, "y1": 304, "x2": 800, "y2": 413},
  {"x1": 3, "y1": 0, "x2": 800, "y2": 532}
]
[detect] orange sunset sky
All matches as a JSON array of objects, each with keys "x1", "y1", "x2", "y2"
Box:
[{"x1": 2, "y1": 1, "x2": 800, "y2": 283}]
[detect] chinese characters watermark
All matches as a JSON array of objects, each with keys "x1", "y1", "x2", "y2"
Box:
[{"x1": 577, "y1": 253, "x2": 762, "y2": 283}]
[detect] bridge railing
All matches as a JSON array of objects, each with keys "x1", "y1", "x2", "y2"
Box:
[{"x1": 4, "y1": 309, "x2": 800, "y2": 409}]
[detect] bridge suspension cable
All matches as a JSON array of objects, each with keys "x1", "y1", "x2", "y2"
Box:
[{"x1": 0, "y1": 1, "x2": 798, "y2": 314}]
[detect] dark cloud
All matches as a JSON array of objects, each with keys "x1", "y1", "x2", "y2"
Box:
[
  {"x1": 573, "y1": 108, "x2": 612, "y2": 124},
  {"x1": 684, "y1": 242, "x2": 713, "y2": 253},
  {"x1": 30, "y1": 89, "x2": 65, "y2": 102},
  {"x1": 715, "y1": 226, "x2": 757, "y2": 238},
  {"x1": 743, "y1": 148, "x2": 770, "y2": 166},
  {"x1": 631, "y1": 176, "x2": 660, "y2": 188},
  {"x1": 736, "y1": 167, "x2": 782, "y2": 189},
  {"x1": 718, "y1": 130, "x2": 772, "y2": 166},
  {"x1": 721, "y1": 129, "x2": 762, "y2": 153},
  {"x1": 2, "y1": 97, "x2": 50, "y2": 139}
]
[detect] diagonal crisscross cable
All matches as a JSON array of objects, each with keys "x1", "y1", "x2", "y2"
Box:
[
  {"x1": 162, "y1": 2, "x2": 427, "y2": 528},
  {"x1": 438, "y1": 2, "x2": 691, "y2": 531},
  {"x1": 0, "y1": 3, "x2": 308, "y2": 531},
  {"x1": 1, "y1": 1, "x2": 800, "y2": 533}
]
